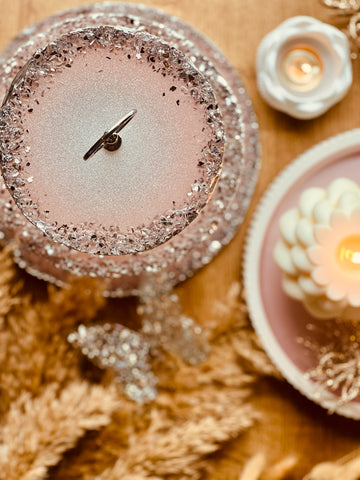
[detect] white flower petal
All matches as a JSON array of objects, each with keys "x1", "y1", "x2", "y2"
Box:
[
  {"x1": 282, "y1": 275, "x2": 304, "y2": 301},
  {"x1": 326, "y1": 282, "x2": 346, "y2": 302},
  {"x1": 337, "y1": 191, "x2": 360, "y2": 213},
  {"x1": 274, "y1": 240, "x2": 297, "y2": 275},
  {"x1": 314, "y1": 225, "x2": 332, "y2": 246},
  {"x1": 348, "y1": 291, "x2": 360, "y2": 308},
  {"x1": 299, "y1": 188, "x2": 325, "y2": 220},
  {"x1": 279, "y1": 208, "x2": 299, "y2": 245},
  {"x1": 327, "y1": 178, "x2": 360, "y2": 206},
  {"x1": 311, "y1": 266, "x2": 329, "y2": 286},
  {"x1": 305, "y1": 297, "x2": 345, "y2": 319},
  {"x1": 290, "y1": 245, "x2": 313, "y2": 272},
  {"x1": 312, "y1": 199, "x2": 333, "y2": 226},
  {"x1": 295, "y1": 218, "x2": 315, "y2": 246},
  {"x1": 307, "y1": 245, "x2": 322, "y2": 265},
  {"x1": 274, "y1": 177, "x2": 360, "y2": 320},
  {"x1": 298, "y1": 275, "x2": 325, "y2": 296}
]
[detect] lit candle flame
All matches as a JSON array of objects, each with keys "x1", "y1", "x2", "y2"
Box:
[
  {"x1": 337, "y1": 235, "x2": 360, "y2": 270},
  {"x1": 280, "y1": 45, "x2": 323, "y2": 93}
]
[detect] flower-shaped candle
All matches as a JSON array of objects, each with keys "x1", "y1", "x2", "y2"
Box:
[
  {"x1": 274, "y1": 178, "x2": 360, "y2": 320},
  {"x1": 256, "y1": 16, "x2": 352, "y2": 119}
]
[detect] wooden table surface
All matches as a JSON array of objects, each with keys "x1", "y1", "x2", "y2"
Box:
[{"x1": 1, "y1": 0, "x2": 360, "y2": 478}]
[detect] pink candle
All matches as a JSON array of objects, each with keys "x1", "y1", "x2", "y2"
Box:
[
  {"x1": 0, "y1": 4, "x2": 260, "y2": 295},
  {"x1": 1, "y1": 27, "x2": 223, "y2": 256}
]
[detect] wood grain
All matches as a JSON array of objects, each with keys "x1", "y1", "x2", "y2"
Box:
[{"x1": 0, "y1": 0, "x2": 360, "y2": 478}]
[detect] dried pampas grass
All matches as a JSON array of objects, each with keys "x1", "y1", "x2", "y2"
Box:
[
  {"x1": 238, "y1": 448, "x2": 360, "y2": 480},
  {"x1": 0, "y1": 243, "x2": 267, "y2": 480},
  {"x1": 0, "y1": 244, "x2": 353, "y2": 480},
  {"x1": 99, "y1": 403, "x2": 255, "y2": 480},
  {"x1": 0, "y1": 273, "x2": 105, "y2": 413},
  {"x1": 238, "y1": 453, "x2": 298, "y2": 480},
  {"x1": 304, "y1": 447, "x2": 360, "y2": 480},
  {"x1": 0, "y1": 381, "x2": 119, "y2": 480}
]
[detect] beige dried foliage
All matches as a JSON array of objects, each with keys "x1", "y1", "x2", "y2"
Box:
[
  {"x1": 263, "y1": 455, "x2": 298, "y2": 480},
  {"x1": 0, "y1": 381, "x2": 119, "y2": 480},
  {"x1": 201, "y1": 281, "x2": 280, "y2": 380},
  {"x1": 0, "y1": 253, "x2": 302, "y2": 480},
  {"x1": 99, "y1": 400, "x2": 256, "y2": 480},
  {"x1": 0, "y1": 245, "x2": 22, "y2": 320},
  {"x1": 0, "y1": 276, "x2": 105, "y2": 411},
  {"x1": 304, "y1": 448, "x2": 360, "y2": 480},
  {"x1": 56, "y1": 387, "x2": 257, "y2": 480},
  {"x1": 206, "y1": 282, "x2": 248, "y2": 339},
  {"x1": 161, "y1": 338, "x2": 255, "y2": 392},
  {"x1": 50, "y1": 400, "x2": 147, "y2": 480},
  {"x1": 156, "y1": 387, "x2": 254, "y2": 423},
  {"x1": 43, "y1": 277, "x2": 106, "y2": 329},
  {"x1": 239, "y1": 453, "x2": 267, "y2": 480},
  {"x1": 0, "y1": 246, "x2": 22, "y2": 367},
  {"x1": 238, "y1": 453, "x2": 299, "y2": 480},
  {"x1": 231, "y1": 330, "x2": 281, "y2": 379},
  {"x1": 238, "y1": 450, "x2": 360, "y2": 480},
  {"x1": 154, "y1": 282, "x2": 262, "y2": 394}
]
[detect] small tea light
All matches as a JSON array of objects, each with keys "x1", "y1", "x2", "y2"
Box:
[
  {"x1": 256, "y1": 16, "x2": 352, "y2": 119},
  {"x1": 280, "y1": 45, "x2": 323, "y2": 93},
  {"x1": 274, "y1": 178, "x2": 360, "y2": 320}
]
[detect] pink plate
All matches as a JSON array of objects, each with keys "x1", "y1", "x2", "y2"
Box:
[{"x1": 244, "y1": 129, "x2": 360, "y2": 419}]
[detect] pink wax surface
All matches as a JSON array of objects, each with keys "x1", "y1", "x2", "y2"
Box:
[
  {"x1": 1, "y1": 27, "x2": 223, "y2": 256},
  {"x1": 23, "y1": 46, "x2": 209, "y2": 231},
  {"x1": 246, "y1": 133, "x2": 360, "y2": 416}
]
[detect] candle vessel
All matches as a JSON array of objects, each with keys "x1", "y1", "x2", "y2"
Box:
[
  {"x1": 0, "y1": 3, "x2": 260, "y2": 296},
  {"x1": 256, "y1": 16, "x2": 352, "y2": 119},
  {"x1": 1, "y1": 27, "x2": 224, "y2": 256},
  {"x1": 274, "y1": 177, "x2": 360, "y2": 320}
]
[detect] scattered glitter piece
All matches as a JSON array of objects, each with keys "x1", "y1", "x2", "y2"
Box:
[
  {"x1": 137, "y1": 274, "x2": 209, "y2": 365},
  {"x1": 68, "y1": 323, "x2": 157, "y2": 403}
]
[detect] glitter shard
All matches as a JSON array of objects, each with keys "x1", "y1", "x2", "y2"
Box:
[
  {"x1": 68, "y1": 323, "x2": 157, "y2": 403},
  {"x1": 138, "y1": 275, "x2": 210, "y2": 365}
]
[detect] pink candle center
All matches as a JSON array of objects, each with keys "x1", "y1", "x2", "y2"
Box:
[{"x1": 1, "y1": 27, "x2": 224, "y2": 255}]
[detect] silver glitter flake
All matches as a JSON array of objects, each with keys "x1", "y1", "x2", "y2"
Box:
[
  {"x1": 68, "y1": 323, "x2": 157, "y2": 403},
  {"x1": 137, "y1": 275, "x2": 209, "y2": 365},
  {"x1": 299, "y1": 318, "x2": 360, "y2": 410},
  {"x1": 67, "y1": 276, "x2": 209, "y2": 402}
]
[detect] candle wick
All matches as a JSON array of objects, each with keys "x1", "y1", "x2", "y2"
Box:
[{"x1": 83, "y1": 109, "x2": 137, "y2": 161}]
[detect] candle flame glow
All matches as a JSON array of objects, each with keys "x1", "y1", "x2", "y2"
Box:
[
  {"x1": 337, "y1": 235, "x2": 360, "y2": 271},
  {"x1": 280, "y1": 45, "x2": 323, "y2": 93}
]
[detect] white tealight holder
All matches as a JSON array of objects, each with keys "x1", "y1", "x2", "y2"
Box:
[{"x1": 256, "y1": 16, "x2": 353, "y2": 119}]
